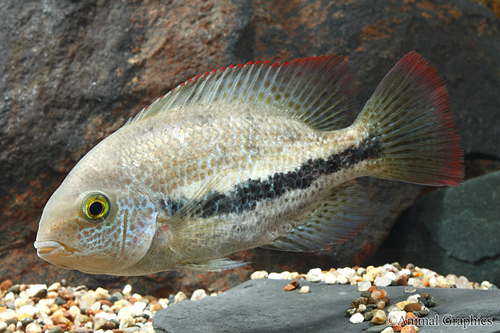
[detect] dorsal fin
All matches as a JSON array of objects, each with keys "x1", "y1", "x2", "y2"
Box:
[{"x1": 126, "y1": 55, "x2": 359, "y2": 131}]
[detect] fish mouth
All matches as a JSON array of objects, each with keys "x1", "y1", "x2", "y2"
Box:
[{"x1": 34, "y1": 240, "x2": 78, "y2": 257}]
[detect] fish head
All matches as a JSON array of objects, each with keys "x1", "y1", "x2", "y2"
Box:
[{"x1": 35, "y1": 143, "x2": 158, "y2": 275}]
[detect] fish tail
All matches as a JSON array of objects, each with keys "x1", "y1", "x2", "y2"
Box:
[{"x1": 354, "y1": 51, "x2": 463, "y2": 186}]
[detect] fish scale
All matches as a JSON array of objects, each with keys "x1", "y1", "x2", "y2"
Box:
[{"x1": 35, "y1": 52, "x2": 463, "y2": 275}]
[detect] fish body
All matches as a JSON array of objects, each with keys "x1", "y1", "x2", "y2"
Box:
[{"x1": 35, "y1": 52, "x2": 463, "y2": 275}]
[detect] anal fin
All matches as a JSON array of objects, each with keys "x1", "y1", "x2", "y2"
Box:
[{"x1": 262, "y1": 181, "x2": 373, "y2": 252}]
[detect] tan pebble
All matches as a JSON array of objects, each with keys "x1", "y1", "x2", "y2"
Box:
[
  {"x1": 174, "y1": 291, "x2": 187, "y2": 303},
  {"x1": 95, "y1": 287, "x2": 110, "y2": 300},
  {"x1": 299, "y1": 286, "x2": 310, "y2": 293},
  {"x1": 371, "y1": 309, "x2": 387, "y2": 325},
  {"x1": 250, "y1": 271, "x2": 269, "y2": 279},
  {"x1": 47, "y1": 282, "x2": 61, "y2": 292},
  {"x1": 396, "y1": 301, "x2": 409, "y2": 310},
  {"x1": 376, "y1": 300, "x2": 385, "y2": 309},
  {"x1": 421, "y1": 276, "x2": 429, "y2": 287},
  {"x1": 42, "y1": 324, "x2": 54, "y2": 331},
  {"x1": 131, "y1": 293, "x2": 142, "y2": 301},
  {"x1": 401, "y1": 325, "x2": 417, "y2": 333},
  {"x1": 371, "y1": 288, "x2": 388, "y2": 300}
]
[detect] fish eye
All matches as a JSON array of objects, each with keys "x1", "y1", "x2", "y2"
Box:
[{"x1": 82, "y1": 193, "x2": 110, "y2": 222}]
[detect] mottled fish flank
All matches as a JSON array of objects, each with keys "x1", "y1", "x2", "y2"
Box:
[{"x1": 35, "y1": 52, "x2": 463, "y2": 276}]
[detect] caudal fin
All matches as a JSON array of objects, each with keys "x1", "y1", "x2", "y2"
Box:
[{"x1": 354, "y1": 52, "x2": 463, "y2": 186}]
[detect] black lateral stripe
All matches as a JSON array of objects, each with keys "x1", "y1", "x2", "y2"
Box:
[{"x1": 161, "y1": 137, "x2": 382, "y2": 217}]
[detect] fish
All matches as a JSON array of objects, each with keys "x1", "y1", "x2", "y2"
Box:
[{"x1": 35, "y1": 51, "x2": 463, "y2": 276}]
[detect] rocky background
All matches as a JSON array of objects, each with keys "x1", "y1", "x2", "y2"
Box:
[{"x1": 1, "y1": 0, "x2": 499, "y2": 296}]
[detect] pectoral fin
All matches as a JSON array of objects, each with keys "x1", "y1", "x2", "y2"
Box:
[{"x1": 176, "y1": 258, "x2": 248, "y2": 271}]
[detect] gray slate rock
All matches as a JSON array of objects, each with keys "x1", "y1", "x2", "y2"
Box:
[
  {"x1": 153, "y1": 279, "x2": 500, "y2": 333},
  {"x1": 374, "y1": 170, "x2": 500, "y2": 286}
]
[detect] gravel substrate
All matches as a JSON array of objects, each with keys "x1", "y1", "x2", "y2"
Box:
[{"x1": 0, "y1": 263, "x2": 496, "y2": 333}]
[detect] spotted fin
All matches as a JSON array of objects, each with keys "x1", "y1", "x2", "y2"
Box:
[
  {"x1": 353, "y1": 51, "x2": 463, "y2": 186},
  {"x1": 127, "y1": 55, "x2": 358, "y2": 131},
  {"x1": 262, "y1": 181, "x2": 373, "y2": 252},
  {"x1": 176, "y1": 258, "x2": 248, "y2": 271}
]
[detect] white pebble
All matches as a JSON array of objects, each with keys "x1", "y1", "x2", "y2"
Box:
[
  {"x1": 117, "y1": 307, "x2": 134, "y2": 329},
  {"x1": 18, "y1": 305, "x2": 38, "y2": 317},
  {"x1": 250, "y1": 271, "x2": 268, "y2": 279},
  {"x1": 0, "y1": 322, "x2": 7, "y2": 333},
  {"x1": 25, "y1": 322, "x2": 42, "y2": 333},
  {"x1": 4, "y1": 292, "x2": 15, "y2": 303},
  {"x1": 90, "y1": 301, "x2": 101, "y2": 312},
  {"x1": 268, "y1": 272, "x2": 285, "y2": 280},
  {"x1": 69, "y1": 305, "x2": 81, "y2": 319},
  {"x1": 383, "y1": 271, "x2": 396, "y2": 281},
  {"x1": 190, "y1": 289, "x2": 207, "y2": 301},
  {"x1": 429, "y1": 277, "x2": 438, "y2": 288},
  {"x1": 357, "y1": 281, "x2": 371, "y2": 291},
  {"x1": 299, "y1": 286, "x2": 309, "y2": 293},
  {"x1": 0, "y1": 309, "x2": 16, "y2": 322},
  {"x1": 407, "y1": 278, "x2": 425, "y2": 288},
  {"x1": 386, "y1": 310, "x2": 406, "y2": 325},
  {"x1": 399, "y1": 269, "x2": 411, "y2": 276},
  {"x1": 122, "y1": 284, "x2": 132, "y2": 297},
  {"x1": 382, "y1": 264, "x2": 397, "y2": 272},
  {"x1": 26, "y1": 284, "x2": 47, "y2": 298},
  {"x1": 131, "y1": 301, "x2": 147, "y2": 315},
  {"x1": 349, "y1": 313, "x2": 364, "y2": 324},
  {"x1": 456, "y1": 276, "x2": 473, "y2": 289},
  {"x1": 337, "y1": 275, "x2": 348, "y2": 285},
  {"x1": 306, "y1": 268, "x2": 323, "y2": 283},
  {"x1": 381, "y1": 327, "x2": 395, "y2": 333},
  {"x1": 375, "y1": 276, "x2": 392, "y2": 287},
  {"x1": 481, "y1": 281, "x2": 493, "y2": 289},
  {"x1": 159, "y1": 299, "x2": 169, "y2": 308},
  {"x1": 36, "y1": 302, "x2": 51, "y2": 316},
  {"x1": 358, "y1": 304, "x2": 366, "y2": 312},
  {"x1": 324, "y1": 275, "x2": 337, "y2": 284},
  {"x1": 95, "y1": 312, "x2": 117, "y2": 321},
  {"x1": 337, "y1": 267, "x2": 355, "y2": 278},
  {"x1": 407, "y1": 294, "x2": 420, "y2": 303}
]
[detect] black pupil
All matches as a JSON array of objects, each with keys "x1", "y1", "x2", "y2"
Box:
[{"x1": 89, "y1": 201, "x2": 104, "y2": 216}]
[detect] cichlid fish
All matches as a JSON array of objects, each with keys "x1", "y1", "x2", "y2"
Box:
[{"x1": 35, "y1": 52, "x2": 463, "y2": 276}]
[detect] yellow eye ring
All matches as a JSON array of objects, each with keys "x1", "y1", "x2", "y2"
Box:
[{"x1": 82, "y1": 193, "x2": 110, "y2": 222}]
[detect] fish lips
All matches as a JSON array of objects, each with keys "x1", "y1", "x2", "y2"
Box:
[{"x1": 34, "y1": 240, "x2": 77, "y2": 260}]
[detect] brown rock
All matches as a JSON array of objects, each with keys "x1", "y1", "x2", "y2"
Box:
[
  {"x1": 404, "y1": 303, "x2": 422, "y2": 312},
  {"x1": 396, "y1": 274, "x2": 408, "y2": 286},
  {"x1": 0, "y1": 279, "x2": 13, "y2": 291},
  {"x1": 99, "y1": 299, "x2": 113, "y2": 307},
  {"x1": 401, "y1": 325, "x2": 417, "y2": 333},
  {"x1": 57, "y1": 287, "x2": 75, "y2": 301}
]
